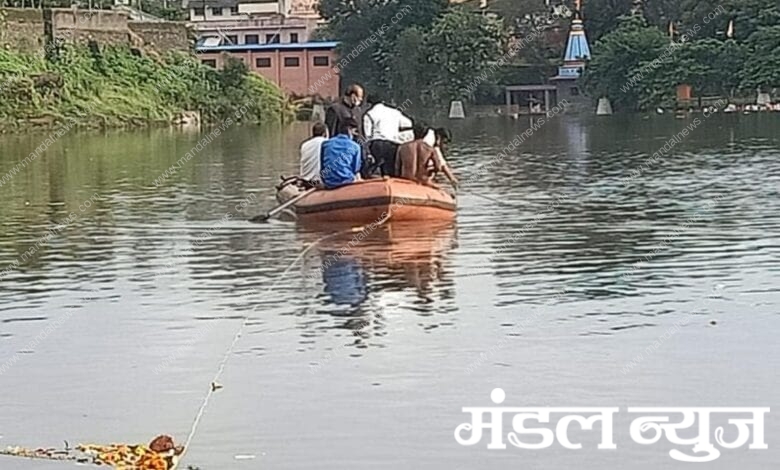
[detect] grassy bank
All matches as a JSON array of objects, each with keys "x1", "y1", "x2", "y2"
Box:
[{"x1": 0, "y1": 45, "x2": 294, "y2": 131}]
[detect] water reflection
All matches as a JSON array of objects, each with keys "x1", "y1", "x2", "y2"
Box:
[{"x1": 297, "y1": 221, "x2": 458, "y2": 340}]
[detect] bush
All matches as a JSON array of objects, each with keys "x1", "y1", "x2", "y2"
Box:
[{"x1": 0, "y1": 45, "x2": 293, "y2": 130}]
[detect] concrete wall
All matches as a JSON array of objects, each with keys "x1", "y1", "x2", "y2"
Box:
[
  {"x1": 129, "y1": 22, "x2": 190, "y2": 51},
  {"x1": 49, "y1": 9, "x2": 131, "y2": 46},
  {"x1": 190, "y1": 15, "x2": 317, "y2": 44},
  {"x1": 239, "y1": 2, "x2": 281, "y2": 15},
  {"x1": 0, "y1": 8, "x2": 189, "y2": 53},
  {"x1": 199, "y1": 48, "x2": 339, "y2": 98},
  {"x1": 288, "y1": 0, "x2": 320, "y2": 18},
  {"x1": 0, "y1": 8, "x2": 46, "y2": 53}
]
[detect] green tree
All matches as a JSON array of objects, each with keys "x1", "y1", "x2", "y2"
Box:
[
  {"x1": 669, "y1": 39, "x2": 747, "y2": 97},
  {"x1": 317, "y1": 0, "x2": 448, "y2": 93},
  {"x1": 385, "y1": 27, "x2": 433, "y2": 105},
  {"x1": 491, "y1": 0, "x2": 549, "y2": 32},
  {"x1": 643, "y1": 0, "x2": 683, "y2": 30},
  {"x1": 742, "y1": 25, "x2": 780, "y2": 90},
  {"x1": 421, "y1": 7, "x2": 508, "y2": 104},
  {"x1": 678, "y1": 0, "x2": 780, "y2": 40},
  {"x1": 582, "y1": 0, "x2": 633, "y2": 42},
  {"x1": 140, "y1": 0, "x2": 187, "y2": 21},
  {"x1": 582, "y1": 15, "x2": 669, "y2": 111}
]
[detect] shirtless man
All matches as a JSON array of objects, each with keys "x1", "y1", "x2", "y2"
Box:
[{"x1": 395, "y1": 125, "x2": 442, "y2": 188}]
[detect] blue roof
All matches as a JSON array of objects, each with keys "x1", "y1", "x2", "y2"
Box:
[
  {"x1": 563, "y1": 20, "x2": 590, "y2": 62},
  {"x1": 196, "y1": 41, "x2": 339, "y2": 52}
]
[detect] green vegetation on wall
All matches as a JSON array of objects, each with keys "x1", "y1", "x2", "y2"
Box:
[{"x1": 0, "y1": 45, "x2": 293, "y2": 130}]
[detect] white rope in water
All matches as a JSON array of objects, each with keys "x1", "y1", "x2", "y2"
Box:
[{"x1": 177, "y1": 212, "x2": 393, "y2": 468}]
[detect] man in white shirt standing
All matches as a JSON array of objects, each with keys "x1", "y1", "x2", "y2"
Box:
[
  {"x1": 363, "y1": 98, "x2": 414, "y2": 177},
  {"x1": 300, "y1": 122, "x2": 328, "y2": 184}
]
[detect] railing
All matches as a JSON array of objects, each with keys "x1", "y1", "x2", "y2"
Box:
[{"x1": 188, "y1": 16, "x2": 310, "y2": 28}]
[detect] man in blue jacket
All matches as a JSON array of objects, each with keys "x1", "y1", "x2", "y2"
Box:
[{"x1": 320, "y1": 117, "x2": 363, "y2": 189}]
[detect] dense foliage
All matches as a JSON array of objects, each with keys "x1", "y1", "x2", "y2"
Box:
[
  {"x1": 584, "y1": 0, "x2": 780, "y2": 111},
  {"x1": 320, "y1": 0, "x2": 780, "y2": 112},
  {"x1": 0, "y1": 45, "x2": 292, "y2": 129},
  {"x1": 318, "y1": 0, "x2": 507, "y2": 106}
]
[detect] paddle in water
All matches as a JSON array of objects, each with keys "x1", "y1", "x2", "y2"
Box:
[{"x1": 248, "y1": 187, "x2": 316, "y2": 223}]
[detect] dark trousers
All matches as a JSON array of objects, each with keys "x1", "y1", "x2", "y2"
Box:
[{"x1": 367, "y1": 140, "x2": 400, "y2": 177}]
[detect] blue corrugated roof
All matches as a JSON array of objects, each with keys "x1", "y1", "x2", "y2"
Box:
[{"x1": 196, "y1": 41, "x2": 339, "y2": 52}]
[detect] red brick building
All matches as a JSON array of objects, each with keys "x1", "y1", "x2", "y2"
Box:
[{"x1": 196, "y1": 41, "x2": 340, "y2": 99}]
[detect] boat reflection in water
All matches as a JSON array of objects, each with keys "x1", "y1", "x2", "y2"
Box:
[{"x1": 295, "y1": 221, "x2": 458, "y2": 344}]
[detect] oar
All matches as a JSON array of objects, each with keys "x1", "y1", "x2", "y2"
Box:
[{"x1": 248, "y1": 187, "x2": 317, "y2": 223}]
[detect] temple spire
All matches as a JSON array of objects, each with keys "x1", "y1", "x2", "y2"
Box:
[{"x1": 553, "y1": 0, "x2": 591, "y2": 78}]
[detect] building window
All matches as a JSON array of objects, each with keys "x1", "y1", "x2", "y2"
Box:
[
  {"x1": 245, "y1": 34, "x2": 259, "y2": 44},
  {"x1": 224, "y1": 35, "x2": 238, "y2": 45},
  {"x1": 289, "y1": 33, "x2": 299, "y2": 43},
  {"x1": 256, "y1": 57, "x2": 271, "y2": 68},
  {"x1": 265, "y1": 34, "x2": 280, "y2": 44},
  {"x1": 193, "y1": 7, "x2": 204, "y2": 16},
  {"x1": 202, "y1": 59, "x2": 216, "y2": 67},
  {"x1": 230, "y1": 5, "x2": 239, "y2": 15},
  {"x1": 211, "y1": 7, "x2": 222, "y2": 16},
  {"x1": 284, "y1": 57, "x2": 300, "y2": 67},
  {"x1": 313, "y1": 56, "x2": 329, "y2": 67}
]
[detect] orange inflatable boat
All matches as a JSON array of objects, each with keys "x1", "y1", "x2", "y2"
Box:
[{"x1": 282, "y1": 177, "x2": 456, "y2": 225}]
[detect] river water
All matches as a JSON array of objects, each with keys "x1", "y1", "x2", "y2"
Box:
[{"x1": 0, "y1": 115, "x2": 778, "y2": 469}]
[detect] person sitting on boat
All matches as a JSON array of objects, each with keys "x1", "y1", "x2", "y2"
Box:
[
  {"x1": 320, "y1": 117, "x2": 363, "y2": 189},
  {"x1": 300, "y1": 122, "x2": 328, "y2": 186},
  {"x1": 395, "y1": 125, "x2": 442, "y2": 188},
  {"x1": 363, "y1": 96, "x2": 414, "y2": 177},
  {"x1": 430, "y1": 127, "x2": 458, "y2": 190},
  {"x1": 325, "y1": 84, "x2": 366, "y2": 140}
]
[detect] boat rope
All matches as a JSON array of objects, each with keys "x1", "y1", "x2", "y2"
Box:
[{"x1": 177, "y1": 211, "x2": 393, "y2": 468}]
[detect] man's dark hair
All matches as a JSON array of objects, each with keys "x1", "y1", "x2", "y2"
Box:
[
  {"x1": 337, "y1": 116, "x2": 359, "y2": 135},
  {"x1": 312, "y1": 122, "x2": 327, "y2": 137},
  {"x1": 345, "y1": 83, "x2": 363, "y2": 98},
  {"x1": 412, "y1": 121, "x2": 428, "y2": 140},
  {"x1": 434, "y1": 127, "x2": 452, "y2": 144}
]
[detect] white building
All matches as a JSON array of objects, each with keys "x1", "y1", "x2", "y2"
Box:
[{"x1": 185, "y1": 0, "x2": 321, "y2": 46}]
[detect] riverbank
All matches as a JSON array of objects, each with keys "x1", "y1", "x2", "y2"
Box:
[{"x1": 0, "y1": 45, "x2": 295, "y2": 132}]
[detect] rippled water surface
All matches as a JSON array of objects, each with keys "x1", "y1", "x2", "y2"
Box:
[{"x1": 1, "y1": 115, "x2": 779, "y2": 469}]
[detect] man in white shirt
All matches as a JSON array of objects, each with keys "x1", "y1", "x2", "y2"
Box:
[
  {"x1": 364, "y1": 102, "x2": 413, "y2": 142},
  {"x1": 363, "y1": 99, "x2": 414, "y2": 177},
  {"x1": 300, "y1": 122, "x2": 328, "y2": 183}
]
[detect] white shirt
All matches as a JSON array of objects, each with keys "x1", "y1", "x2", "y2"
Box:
[
  {"x1": 398, "y1": 128, "x2": 436, "y2": 145},
  {"x1": 300, "y1": 136, "x2": 326, "y2": 181},
  {"x1": 423, "y1": 129, "x2": 436, "y2": 147},
  {"x1": 364, "y1": 103, "x2": 413, "y2": 143}
]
